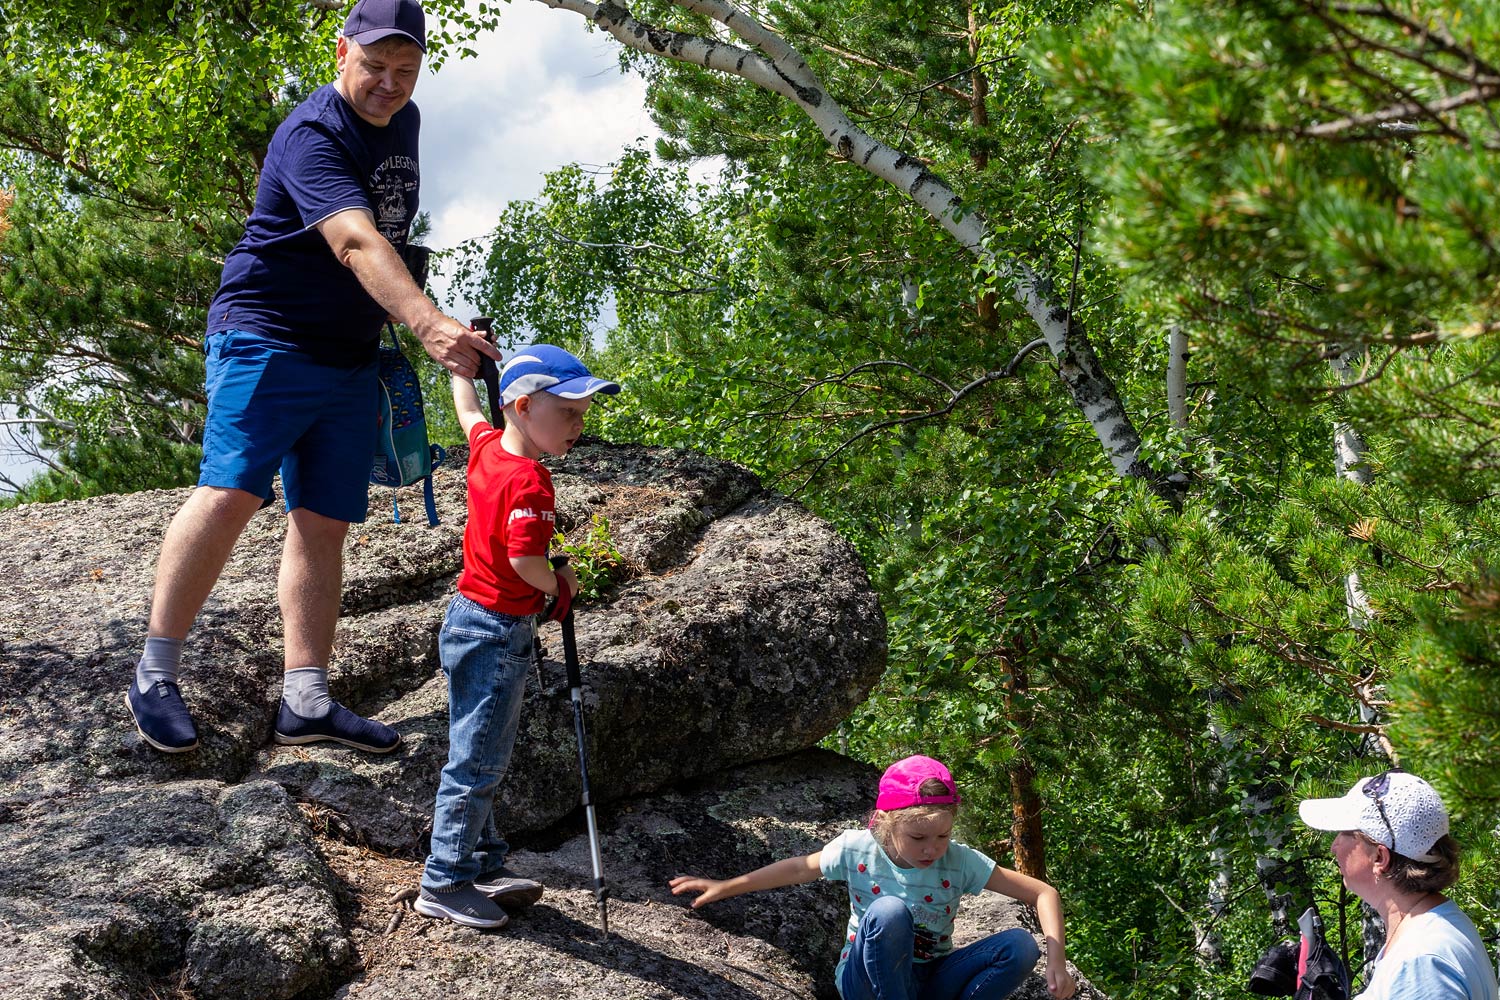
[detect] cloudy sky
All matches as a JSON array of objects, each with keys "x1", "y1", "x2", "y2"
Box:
[
  {"x1": 0, "y1": 3, "x2": 657, "y2": 493},
  {"x1": 416, "y1": 2, "x2": 660, "y2": 314}
]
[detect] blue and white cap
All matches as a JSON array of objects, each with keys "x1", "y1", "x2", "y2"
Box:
[{"x1": 499, "y1": 344, "x2": 621, "y2": 406}]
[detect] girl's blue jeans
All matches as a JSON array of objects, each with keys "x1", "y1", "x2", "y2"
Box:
[
  {"x1": 839, "y1": 896, "x2": 1042, "y2": 1000},
  {"x1": 421, "y1": 594, "x2": 536, "y2": 892}
]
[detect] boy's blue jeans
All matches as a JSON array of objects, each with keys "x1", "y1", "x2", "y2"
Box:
[
  {"x1": 839, "y1": 896, "x2": 1041, "y2": 1000},
  {"x1": 421, "y1": 594, "x2": 536, "y2": 892}
]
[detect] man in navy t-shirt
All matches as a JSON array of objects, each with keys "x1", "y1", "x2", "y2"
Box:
[{"x1": 125, "y1": 0, "x2": 500, "y2": 756}]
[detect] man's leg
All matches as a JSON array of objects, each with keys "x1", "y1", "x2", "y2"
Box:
[
  {"x1": 278, "y1": 506, "x2": 348, "y2": 669},
  {"x1": 126, "y1": 486, "x2": 264, "y2": 753},
  {"x1": 149, "y1": 487, "x2": 266, "y2": 640},
  {"x1": 271, "y1": 506, "x2": 399, "y2": 753}
]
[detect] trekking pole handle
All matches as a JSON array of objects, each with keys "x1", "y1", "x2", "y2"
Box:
[
  {"x1": 471, "y1": 316, "x2": 502, "y2": 426},
  {"x1": 549, "y1": 555, "x2": 582, "y2": 689}
]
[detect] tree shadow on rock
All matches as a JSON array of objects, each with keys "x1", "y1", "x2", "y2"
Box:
[{"x1": 511, "y1": 904, "x2": 794, "y2": 1000}]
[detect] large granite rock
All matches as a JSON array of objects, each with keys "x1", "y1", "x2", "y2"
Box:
[
  {"x1": 0, "y1": 440, "x2": 1104, "y2": 999},
  {"x1": 0, "y1": 441, "x2": 877, "y2": 996},
  {"x1": 0, "y1": 778, "x2": 352, "y2": 999},
  {"x1": 0, "y1": 441, "x2": 885, "y2": 842}
]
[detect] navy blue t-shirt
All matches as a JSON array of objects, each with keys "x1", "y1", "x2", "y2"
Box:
[{"x1": 207, "y1": 83, "x2": 420, "y2": 365}]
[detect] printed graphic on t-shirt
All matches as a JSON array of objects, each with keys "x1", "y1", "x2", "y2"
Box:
[
  {"x1": 372, "y1": 154, "x2": 419, "y2": 243},
  {"x1": 821, "y1": 829, "x2": 994, "y2": 975},
  {"x1": 507, "y1": 507, "x2": 556, "y2": 526}
]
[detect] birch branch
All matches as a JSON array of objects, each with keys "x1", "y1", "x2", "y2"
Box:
[{"x1": 529, "y1": 0, "x2": 1160, "y2": 489}]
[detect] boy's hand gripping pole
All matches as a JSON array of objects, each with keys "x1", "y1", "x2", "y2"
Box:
[
  {"x1": 470, "y1": 316, "x2": 503, "y2": 427},
  {"x1": 552, "y1": 555, "x2": 609, "y2": 935}
]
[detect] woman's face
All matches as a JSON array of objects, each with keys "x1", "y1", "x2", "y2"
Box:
[
  {"x1": 886, "y1": 812, "x2": 954, "y2": 869},
  {"x1": 1332, "y1": 830, "x2": 1384, "y2": 897}
]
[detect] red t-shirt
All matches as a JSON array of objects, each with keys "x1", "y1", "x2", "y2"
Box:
[{"x1": 456, "y1": 422, "x2": 555, "y2": 614}]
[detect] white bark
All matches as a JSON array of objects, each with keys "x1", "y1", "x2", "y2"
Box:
[
  {"x1": 1330, "y1": 349, "x2": 1388, "y2": 960},
  {"x1": 530, "y1": 0, "x2": 1154, "y2": 484},
  {"x1": 1209, "y1": 710, "x2": 1294, "y2": 938},
  {"x1": 1201, "y1": 843, "x2": 1230, "y2": 963},
  {"x1": 1329, "y1": 350, "x2": 1380, "y2": 738},
  {"x1": 1167, "y1": 324, "x2": 1189, "y2": 430}
]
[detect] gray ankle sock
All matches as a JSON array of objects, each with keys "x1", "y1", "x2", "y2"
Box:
[
  {"x1": 135, "y1": 636, "x2": 184, "y2": 695},
  {"x1": 282, "y1": 667, "x2": 333, "y2": 718}
]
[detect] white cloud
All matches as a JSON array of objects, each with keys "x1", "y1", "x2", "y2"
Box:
[{"x1": 414, "y1": 3, "x2": 659, "y2": 316}]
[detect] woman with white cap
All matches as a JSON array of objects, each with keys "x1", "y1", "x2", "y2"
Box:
[{"x1": 1299, "y1": 770, "x2": 1499, "y2": 999}]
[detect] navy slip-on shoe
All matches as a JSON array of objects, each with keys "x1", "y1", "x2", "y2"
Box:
[
  {"x1": 273, "y1": 699, "x2": 400, "y2": 753},
  {"x1": 125, "y1": 681, "x2": 200, "y2": 753},
  {"x1": 473, "y1": 867, "x2": 545, "y2": 909},
  {"x1": 413, "y1": 885, "x2": 509, "y2": 929}
]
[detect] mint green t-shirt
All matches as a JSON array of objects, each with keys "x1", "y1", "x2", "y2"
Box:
[{"x1": 819, "y1": 829, "x2": 996, "y2": 986}]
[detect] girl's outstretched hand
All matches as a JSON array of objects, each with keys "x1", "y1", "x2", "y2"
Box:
[
  {"x1": 1046, "y1": 952, "x2": 1077, "y2": 999},
  {"x1": 668, "y1": 875, "x2": 731, "y2": 908}
]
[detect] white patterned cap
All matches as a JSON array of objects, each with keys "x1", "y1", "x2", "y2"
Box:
[{"x1": 1299, "y1": 771, "x2": 1449, "y2": 862}]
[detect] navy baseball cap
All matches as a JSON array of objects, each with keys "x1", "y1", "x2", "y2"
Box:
[
  {"x1": 344, "y1": 0, "x2": 427, "y2": 52},
  {"x1": 499, "y1": 345, "x2": 621, "y2": 406}
]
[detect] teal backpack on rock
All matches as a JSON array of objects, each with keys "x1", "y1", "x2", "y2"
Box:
[{"x1": 371, "y1": 322, "x2": 445, "y2": 525}]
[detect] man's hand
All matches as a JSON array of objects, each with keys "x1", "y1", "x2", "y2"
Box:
[{"x1": 411, "y1": 315, "x2": 500, "y2": 378}]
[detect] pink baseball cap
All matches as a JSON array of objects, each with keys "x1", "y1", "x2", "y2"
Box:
[{"x1": 875, "y1": 755, "x2": 961, "y2": 811}]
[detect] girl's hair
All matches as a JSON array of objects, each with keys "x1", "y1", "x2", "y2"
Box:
[
  {"x1": 870, "y1": 778, "x2": 960, "y2": 851},
  {"x1": 1386, "y1": 833, "x2": 1462, "y2": 895}
]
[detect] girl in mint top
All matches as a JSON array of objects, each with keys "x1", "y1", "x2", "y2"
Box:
[{"x1": 671, "y1": 755, "x2": 1076, "y2": 999}]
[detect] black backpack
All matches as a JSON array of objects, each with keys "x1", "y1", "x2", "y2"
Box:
[{"x1": 1248, "y1": 907, "x2": 1351, "y2": 1000}]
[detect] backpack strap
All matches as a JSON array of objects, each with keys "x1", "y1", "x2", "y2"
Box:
[{"x1": 420, "y1": 444, "x2": 447, "y2": 526}]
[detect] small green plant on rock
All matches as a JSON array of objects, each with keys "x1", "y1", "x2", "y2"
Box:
[{"x1": 556, "y1": 514, "x2": 626, "y2": 600}]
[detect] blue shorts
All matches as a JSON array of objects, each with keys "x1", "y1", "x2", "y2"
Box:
[{"x1": 198, "y1": 330, "x2": 378, "y2": 523}]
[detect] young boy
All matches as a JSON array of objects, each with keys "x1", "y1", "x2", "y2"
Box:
[{"x1": 414, "y1": 345, "x2": 620, "y2": 929}]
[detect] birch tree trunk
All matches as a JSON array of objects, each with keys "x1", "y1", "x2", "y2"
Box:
[
  {"x1": 1170, "y1": 329, "x2": 1229, "y2": 963},
  {"x1": 531, "y1": 0, "x2": 1170, "y2": 493},
  {"x1": 966, "y1": 0, "x2": 1000, "y2": 336},
  {"x1": 1166, "y1": 325, "x2": 1188, "y2": 432},
  {"x1": 1330, "y1": 348, "x2": 1389, "y2": 963},
  {"x1": 1171, "y1": 329, "x2": 1297, "y2": 948}
]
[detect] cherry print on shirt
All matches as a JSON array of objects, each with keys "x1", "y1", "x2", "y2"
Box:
[
  {"x1": 872, "y1": 885, "x2": 881, "y2": 894},
  {"x1": 942, "y1": 879, "x2": 951, "y2": 888},
  {"x1": 924, "y1": 895, "x2": 933, "y2": 903},
  {"x1": 945, "y1": 905, "x2": 951, "y2": 914},
  {"x1": 858, "y1": 863, "x2": 867, "y2": 872},
  {"x1": 855, "y1": 894, "x2": 861, "y2": 902}
]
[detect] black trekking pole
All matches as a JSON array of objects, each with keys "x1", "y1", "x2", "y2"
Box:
[
  {"x1": 470, "y1": 316, "x2": 503, "y2": 427},
  {"x1": 549, "y1": 555, "x2": 609, "y2": 935}
]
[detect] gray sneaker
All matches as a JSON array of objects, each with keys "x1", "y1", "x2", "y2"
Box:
[
  {"x1": 473, "y1": 867, "x2": 545, "y2": 909},
  {"x1": 413, "y1": 884, "x2": 509, "y2": 929}
]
